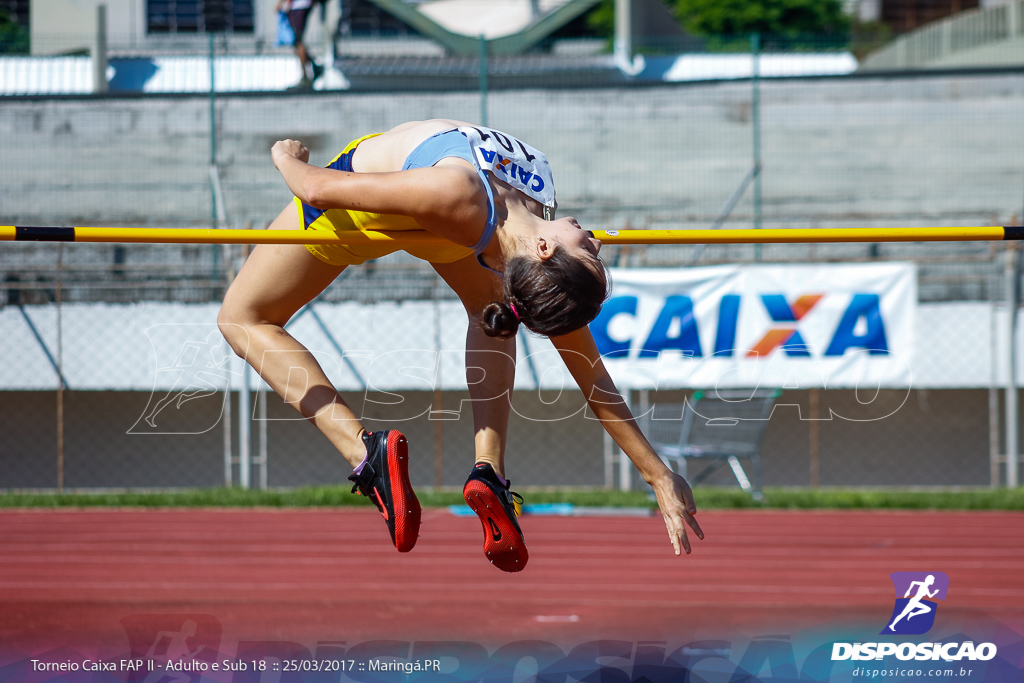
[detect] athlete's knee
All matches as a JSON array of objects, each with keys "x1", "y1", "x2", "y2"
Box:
[{"x1": 217, "y1": 304, "x2": 250, "y2": 357}]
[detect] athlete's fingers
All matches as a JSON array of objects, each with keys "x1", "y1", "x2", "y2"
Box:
[
  {"x1": 651, "y1": 472, "x2": 703, "y2": 556},
  {"x1": 681, "y1": 527, "x2": 691, "y2": 554},
  {"x1": 271, "y1": 139, "x2": 309, "y2": 163},
  {"x1": 677, "y1": 472, "x2": 699, "y2": 517},
  {"x1": 677, "y1": 521, "x2": 692, "y2": 555},
  {"x1": 664, "y1": 515, "x2": 682, "y2": 555},
  {"x1": 683, "y1": 508, "x2": 704, "y2": 540},
  {"x1": 674, "y1": 474, "x2": 704, "y2": 540},
  {"x1": 664, "y1": 511, "x2": 691, "y2": 555}
]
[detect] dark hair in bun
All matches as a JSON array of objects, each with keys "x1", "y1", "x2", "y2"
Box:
[
  {"x1": 480, "y1": 246, "x2": 609, "y2": 339},
  {"x1": 480, "y1": 302, "x2": 520, "y2": 339}
]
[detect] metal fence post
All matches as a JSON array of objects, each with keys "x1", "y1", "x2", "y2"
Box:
[
  {"x1": 619, "y1": 388, "x2": 632, "y2": 491},
  {"x1": 209, "y1": 32, "x2": 220, "y2": 282},
  {"x1": 56, "y1": 245, "x2": 65, "y2": 492},
  {"x1": 479, "y1": 35, "x2": 488, "y2": 127},
  {"x1": 614, "y1": 0, "x2": 633, "y2": 69},
  {"x1": 603, "y1": 431, "x2": 614, "y2": 489},
  {"x1": 93, "y1": 5, "x2": 108, "y2": 94},
  {"x1": 991, "y1": 266, "x2": 1001, "y2": 488},
  {"x1": 809, "y1": 387, "x2": 820, "y2": 488},
  {"x1": 258, "y1": 385, "x2": 268, "y2": 490},
  {"x1": 751, "y1": 32, "x2": 763, "y2": 262},
  {"x1": 1005, "y1": 242, "x2": 1019, "y2": 487},
  {"x1": 223, "y1": 376, "x2": 233, "y2": 487},
  {"x1": 433, "y1": 297, "x2": 444, "y2": 489},
  {"x1": 239, "y1": 366, "x2": 251, "y2": 489}
]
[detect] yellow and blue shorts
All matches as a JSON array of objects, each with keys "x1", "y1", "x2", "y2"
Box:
[{"x1": 299, "y1": 133, "x2": 474, "y2": 267}]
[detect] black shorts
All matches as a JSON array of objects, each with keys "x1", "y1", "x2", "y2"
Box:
[{"x1": 288, "y1": 7, "x2": 313, "y2": 42}]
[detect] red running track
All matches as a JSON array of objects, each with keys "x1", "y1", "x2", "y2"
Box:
[{"x1": 2, "y1": 508, "x2": 1023, "y2": 654}]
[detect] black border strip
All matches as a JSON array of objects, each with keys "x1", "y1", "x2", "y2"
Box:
[
  {"x1": 15, "y1": 226, "x2": 75, "y2": 242},
  {"x1": 1004, "y1": 226, "x2": 1024, "y2": 240}
]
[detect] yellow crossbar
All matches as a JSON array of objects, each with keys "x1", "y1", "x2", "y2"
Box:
[{"x1": 1, "y1": 225, "x2": 1021, "y2": 245}]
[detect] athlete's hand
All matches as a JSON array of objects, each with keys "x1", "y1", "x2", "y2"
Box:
[
  {"x1": 650, "y1": 470, "x2": 704, "y2": 556},
  {"x1": 271, "y1": 139, "x2": 310, "y2": 168}
]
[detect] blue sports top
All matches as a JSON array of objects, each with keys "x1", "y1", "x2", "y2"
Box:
[
  {"x1": 401, "y1": 127, "x2": 557, "y2": 271},
  {"x1": 402, "y1": 129, "x2": 497, "y2": 258}
]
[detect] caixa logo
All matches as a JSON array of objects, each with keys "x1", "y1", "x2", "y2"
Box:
[{"x1": 590, "y1": 293, "x2": 889, "y2": 359}]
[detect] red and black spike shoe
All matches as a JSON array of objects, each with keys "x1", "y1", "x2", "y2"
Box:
[
  {"x1": 463, "y1": 462, "x2": 528, "y2": 572},
  {"x1": 348, "y1": 430, "x2": 421, "y2": 552}
]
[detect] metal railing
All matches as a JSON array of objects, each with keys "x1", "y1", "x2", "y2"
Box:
[{"x1": 860, "y1": 0, "x2": 1024, "y2": 70}]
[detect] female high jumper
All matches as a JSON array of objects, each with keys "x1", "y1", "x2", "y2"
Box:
[{"x1": 218, "y1": 119, "x2": 704, "y2": 572}]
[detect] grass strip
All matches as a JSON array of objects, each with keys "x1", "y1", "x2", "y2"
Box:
[{"x1": 1, "y1": 487, "x2": 1023, "y2": 510}]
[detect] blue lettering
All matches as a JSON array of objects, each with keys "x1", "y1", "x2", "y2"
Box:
[
  {"x1": 479, "y1": 148, "x2": 495, "y2": 164},
  {"x1": 517, "y1": 166, "x2": 533, "y2": 186},
  {"x1": 590, "y1": 296, "x2": 637, "y2": 358},
  {"x1": 732, "y1": 637, "x2": 797, "y2": 682},
  {"x1": 799, "y1": 642, "x2": 841, "y2": 682},
  {"x1": 666, "y1": 640, "x2": 733, "y2": 680},
  {"x1": 562, "y1": 641, "x2": 631, "y2": 683},
  {"x1": 408, "y1": 641, "x2": 490, "y2": 682},
  {"x1": 761, "y1": 294, "x2": 797, "y2": 322},
  {"x1": 494, "y1": 154, "x2": 509, "y2": 175},
  {"x1": 531, "y1": 175, "x2": 545, "y2": 192},
  {"x1": 484, "y1": 641, "x2": 566, "y2": 683},
  {"x1": 640, "y1": 295, "x2": 702, "y2": 359},
  {"x1": 824, "y1": 293, "x2": 889, "y2": 356},
  {"x1": 713, "y1": 294, "x2": 741, "y2": 356},
  {"x1": 782, "y1": 330, "x2": 812, "y2": 357},
  {"x1": 631, "y1": 642, "x2": 678, "y2": 683}
]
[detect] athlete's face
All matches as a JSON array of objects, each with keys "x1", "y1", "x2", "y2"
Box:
[{"x1": 545, "y1": 216, "x2": 603, "y2": 262}]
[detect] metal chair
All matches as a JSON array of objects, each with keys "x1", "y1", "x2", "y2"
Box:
[{"x1": 639, "y1": 389, "x2": 780, "y2": 501}]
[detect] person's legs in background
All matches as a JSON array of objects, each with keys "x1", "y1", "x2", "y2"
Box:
[{"x1": 288, "y1": 3, "x2": 322, "y2": 85}]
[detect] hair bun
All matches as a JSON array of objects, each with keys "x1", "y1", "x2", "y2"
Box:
[{"x1": 480, "y1": 301, "x2": 520, "y2": 339}]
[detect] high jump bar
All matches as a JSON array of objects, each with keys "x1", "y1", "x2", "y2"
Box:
[{"x1": 2, "y1": 225, "x2": 1024, "y2": 246}]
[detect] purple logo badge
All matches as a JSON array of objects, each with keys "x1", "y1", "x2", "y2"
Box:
[{"x1": 881, "y1": 572, "x2": 949, "y2": 635}]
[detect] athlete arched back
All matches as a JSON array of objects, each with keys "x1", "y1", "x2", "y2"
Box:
[{"x1": 218, "y1": 119, "x2": 704, "y2": 571}]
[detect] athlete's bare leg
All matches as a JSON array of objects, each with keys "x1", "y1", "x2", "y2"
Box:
[
  {"x1": 218, "y1": 204, "x2": 367, "y2": 467},
  {"x1": 432, "y1": 256, "x2": 516, "y2": 478}
]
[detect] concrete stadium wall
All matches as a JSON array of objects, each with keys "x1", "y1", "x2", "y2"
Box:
[
  {"x1": 2, "y1": 72, "x2": 1023, "y2": 234},
  {"x1": 0, "y1": 388, "x2": 996, "y2": 490}
]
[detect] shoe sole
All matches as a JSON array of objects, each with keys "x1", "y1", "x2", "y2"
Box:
[
  {"x1": 384, "y1": 431, "x2": 420, "y2": 553},
  {"x1": 463, "y1": 480, "x2": 528, "y2": 572}
]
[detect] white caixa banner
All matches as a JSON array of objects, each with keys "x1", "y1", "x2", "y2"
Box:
[{"x1": 590, "y1": 263, "x2": 916, "y2": 389}]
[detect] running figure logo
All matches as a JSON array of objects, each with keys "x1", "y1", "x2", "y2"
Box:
[
  {"x1": 881, "y1": 571, "x2": 949, "y2": 635},
  {"x1": 119, "y1": 613, "x2": 221, "y2": 683},
  {"x1": 128, "y1": 326, "x2": 237, "y2": 435}
]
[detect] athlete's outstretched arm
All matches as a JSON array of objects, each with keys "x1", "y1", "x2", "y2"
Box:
[
  {"x1": 550, "y1": 327, "x2": 704, "y2": 556},
  {"x1": 270, "y1": 140, "x2": 486, "y2": 232}
]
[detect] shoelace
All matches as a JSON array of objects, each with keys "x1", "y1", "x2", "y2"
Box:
[
  {"x1": 348, "y1": 465, "x2": 374, "y2": 498},
  {"x1": 508, "y1": 490, "x2": 524, "y2": 517},
  {"x1": 349, "y1": 430, "x2": 374, "y2": 497},
  {"x1": 350, "y1": 474, "x2": 387, "y2": 515}
]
